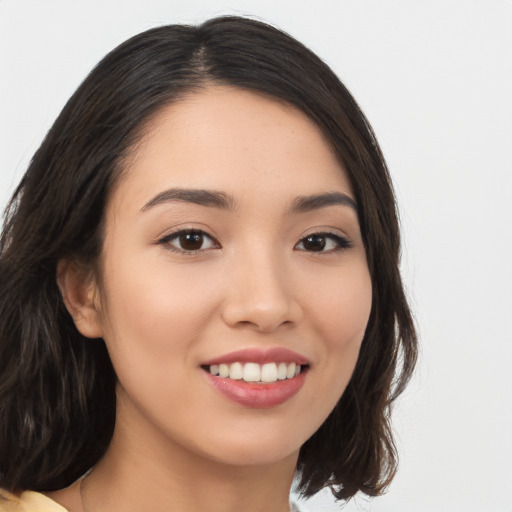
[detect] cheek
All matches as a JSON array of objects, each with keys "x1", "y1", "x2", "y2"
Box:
[
  {"x1": 308, "y1": 261, "x2": 372, "y2": 391},
  {"x1": 98, "y1": 255, "x2": 223, "y2": 379},
  {"x1": 313, "y1": 263, "x2": 372, "y2": 347},
  {"x1": 97, "y1": 260, "x2": 225, "y2": 435},
  {"x1": 283, "y1": 264, "x2": 372, "y2": 449}
]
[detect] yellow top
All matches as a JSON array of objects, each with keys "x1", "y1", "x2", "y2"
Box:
[{"x1": 0, "y1": 489, "x2": 68, "y2": 512}]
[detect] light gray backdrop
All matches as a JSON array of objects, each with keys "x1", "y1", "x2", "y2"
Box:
[{"x1": 1, "y1": 1, "x2": 511, "y2": 511}]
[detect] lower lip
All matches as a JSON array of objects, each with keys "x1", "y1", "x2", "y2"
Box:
[{"x1": 203, "y1": 370, "x2": 307, "y2": 408}]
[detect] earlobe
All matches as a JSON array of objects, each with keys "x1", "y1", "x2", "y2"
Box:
[{"x1": 56, "y1": 259, "x2": 104, "y2": 339}]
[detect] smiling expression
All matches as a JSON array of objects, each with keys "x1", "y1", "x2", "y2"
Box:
[{"x1": 86, "y1": 86, "x2": 372, "y2": 467}]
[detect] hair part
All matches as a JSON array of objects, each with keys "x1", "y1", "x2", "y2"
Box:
[{"x1": 0, "y1": 16, "x2": 417, "y2": 501}]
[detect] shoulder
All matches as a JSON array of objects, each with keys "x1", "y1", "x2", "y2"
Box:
[{"x1": 0, "y1": 489, "x2": 69, "y2": 512}]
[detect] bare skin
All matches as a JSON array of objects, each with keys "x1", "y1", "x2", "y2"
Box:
[{"x1": 49, "y1": 86, "x2": 372, "y2": 512}]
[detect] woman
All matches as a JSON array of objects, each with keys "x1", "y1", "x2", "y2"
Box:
[{"x1": 0, "y1": 16, "x2": 417, "y2": 512}]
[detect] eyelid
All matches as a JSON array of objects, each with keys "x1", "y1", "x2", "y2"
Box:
[
  {"x1": 294, "y1": 230, "x2": 353, "y2": 253},
  {"x1": 158, "y1": 228, "x2": 220, "y2": 254}
]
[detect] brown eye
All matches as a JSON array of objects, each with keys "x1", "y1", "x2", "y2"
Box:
[
  {"x1": 179, "y1": 232, "x2": 204, "y2": 251},
  {"x1": 160, "y1": 230, "x2": 218, "y2": 253},
  {"x1": 302, "y1": 235, "x2": 326, "y2": 252},
  {"x1": 295, "y1": 232, "x2": 352, "y2": 253}
]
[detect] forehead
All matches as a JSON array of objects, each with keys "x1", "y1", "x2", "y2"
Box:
[{"x1": 112, "y1": 86, "x2": 353, "y2": 213}]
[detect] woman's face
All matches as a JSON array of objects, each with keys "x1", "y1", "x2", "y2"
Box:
[{"x1": 91, "y1": 86, "x2": 372, "y2": 467}]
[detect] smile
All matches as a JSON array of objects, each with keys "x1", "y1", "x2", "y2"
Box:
[
  {"x1": 201, "y1": 348, "x2": 310, "y2": 408},
  {"x1": 205, "y1": 362, "x2": 306, "y2": 383}
]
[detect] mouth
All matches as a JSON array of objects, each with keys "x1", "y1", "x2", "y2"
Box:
[
  {"x1": 201, "y1": 361, "x2": 309, "y2": 383},
  {"x1": 200, "y1": 348, "x2": 310, "y2": 408}
]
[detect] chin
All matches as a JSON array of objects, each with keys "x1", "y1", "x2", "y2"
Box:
[
  {"x1": 207, "y1": 442, "x2": 300, "y2": 468},
  {"x1": 187, "y1": 421, "x2": 308, "y2": 469}
]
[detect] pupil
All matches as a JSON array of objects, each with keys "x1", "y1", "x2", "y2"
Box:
[
  {"x1": 304, "y1": 235, "x2": 325, "y2": 251},
  {"x1": 180, "y1": 232, "x2": 203, "y2": 250}
]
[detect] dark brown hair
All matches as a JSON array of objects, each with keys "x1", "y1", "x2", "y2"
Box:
[{"x1": 0, "y1": 15, "x2": 417, "y2": 502}]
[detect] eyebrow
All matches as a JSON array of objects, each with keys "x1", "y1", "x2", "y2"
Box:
[
  {"x1": 140, "y1": 188, "x2": 358, "y2": 215},
  {"x1": 290, "y1": 192, "x2": 358, "y2": 214},
  {"x1": 141, "y1": 188, "x2": 235, "y2": 212}
]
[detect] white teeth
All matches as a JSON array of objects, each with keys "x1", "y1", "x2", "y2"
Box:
[
  {"x1": 243, "y1": 362, "x2": 261, "y2": 382},
  {"x1": 219, "y1": 364, "x2": 229, "y2": 378},
  {"x1": 207, "y1": 361, "x2": 305, "y2": 382},
  {"x1": 230, "y1": 362, "x2": 243, "y2": 380},
  {"x1": 286, "y1": 363, "x2": 296, "y2": 379},
  {"x1": 261, "y1": 363, "x2": 278, "y2": 383}
]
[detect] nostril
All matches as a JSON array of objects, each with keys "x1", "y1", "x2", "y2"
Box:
[{"x1": 220, "y1": 281, "x2": 303, "y2": 332}]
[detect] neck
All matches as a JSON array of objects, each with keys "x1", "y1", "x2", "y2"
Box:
[
  {"x1": 83, "y1": 438, "x2": 297, "y2": 512},
  {"x1": 79, "y1": 399, "x2": 299, "y2": 512}
]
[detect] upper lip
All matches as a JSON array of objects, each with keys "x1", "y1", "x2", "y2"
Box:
[{"x1": 201, "y1": 347, "x2": 310, "y2": 366}]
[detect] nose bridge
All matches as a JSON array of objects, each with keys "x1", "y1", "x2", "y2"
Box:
[{"x1": 222, "y1": 241, "x2": 301, "y2": 331}]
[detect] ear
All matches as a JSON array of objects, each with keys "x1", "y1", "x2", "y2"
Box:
[{"x1": 56, "y1": 259, "x2": 104, "y2": 339}]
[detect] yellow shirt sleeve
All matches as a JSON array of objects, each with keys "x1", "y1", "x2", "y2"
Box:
[{"x1": 0, "y1": 489, "x2": 69, "y2": 512}]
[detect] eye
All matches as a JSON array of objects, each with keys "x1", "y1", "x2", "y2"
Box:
[
  {"x1": 159, "y1": 229, "x2": 219, "y2": 253},
  {"x1": 295, "y1": 232, "x2": 352, "y2": 253}
]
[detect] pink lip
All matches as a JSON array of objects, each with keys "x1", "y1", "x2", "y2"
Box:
[
  {"x1": 200, "y1": 348, "x2": 310, "y2": 408},
  {"x1": 201, "y1": 347, "x2": 309, "y2": 366},
  {"x1": 202, "y1": 370, "x2": 307, "y2": 408}
]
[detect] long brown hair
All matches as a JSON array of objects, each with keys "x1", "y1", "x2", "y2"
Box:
[{"x1": 0, "y1": 16, "x2": 417, "y2": 501}]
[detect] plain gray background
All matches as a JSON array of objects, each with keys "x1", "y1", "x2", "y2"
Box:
[{"x1": 1, "y1": 1, "x2": 511, "y2": 511}]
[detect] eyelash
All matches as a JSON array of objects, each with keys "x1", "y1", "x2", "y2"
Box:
[
  {"x1": 158, "y1": 229, "x2": 220, "y2": 254},
  {"x1": 158, "y1": 229, "x2": 353, "y2": 254},
  {"x1": 294, "y1": 231, "x2": 353, "y2": 253}
]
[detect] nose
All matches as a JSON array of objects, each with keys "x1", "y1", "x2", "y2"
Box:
[{"x1": 221, "y1": 249, "x2": 303, "y2": 332}]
